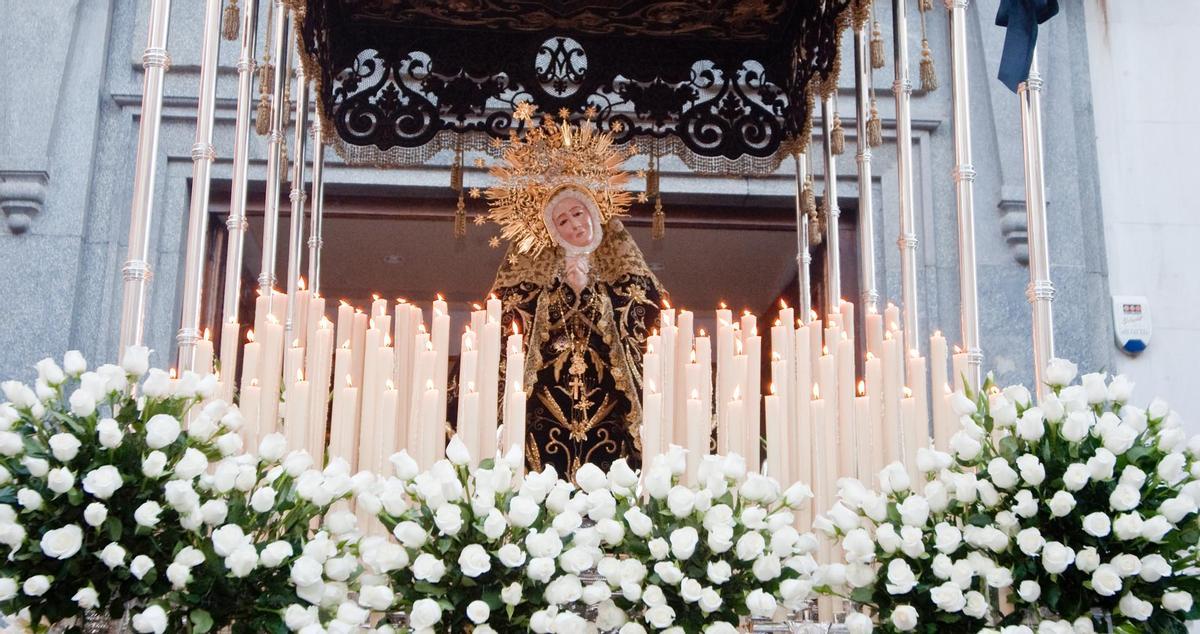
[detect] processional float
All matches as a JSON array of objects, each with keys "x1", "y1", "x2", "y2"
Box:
[{"x1": 114, "y1": 0, "x2": 1057, "y2": 622}]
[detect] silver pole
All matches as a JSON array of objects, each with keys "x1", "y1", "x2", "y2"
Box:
[
  {"x1": 946, "y1": 0, "x2": 982, "y2": 390},
  {"x1": 117, "y1": 0, "x2": 172, "y2": 360},
  {"x1": 222, "y1": 0, "x2": 260, "y2": 325},
  {"x1": 892, "y1": 0, "x2": 921, "y2": 355},
  {"x1": 794, "y1": 152, "x2": 813, "y2": 323},
  {"x1": 1019, "y1": 52, "x2": 1055, "y2": 396},
  {"x1": 307, "y1": 112, "x2": 327, "y2": 294},
  {"x1": 284, "y1": 60, "x2": 310, "y2": 342},
  {"x1": 176, "y1": 0, "x2": 225, "y2": 372},
  {"x1": 820, "y1": 97, "x2": 842, "y2": 315},
  {"x1": 854, "y1": 25, "x2": 880, "y2": 316},
  {"x1": 258, "y1": 1, "x2": 290, "y2": 298}
]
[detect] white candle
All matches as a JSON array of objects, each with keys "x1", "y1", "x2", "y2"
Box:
[
  {"x1": 501, "y1": 326, "x2": 525, "y2": 456},
  {"x1": 900, "y1": 392, "x2": 919, "y2": 482},
  {"x1": 294, "y1": 286, "x2": 311, "y2": 348},
  {"x1": 836, "y1": 335, "x2": 856, "y2": 480},
  {"x1": 328, "y1": 374, "x2": 358, "y2": 464},
  {"x1": 881, "y1": 333, "x2": 902, "y2": 465},
  {"x1": 259, "y1": 315, "x2": 285, "y2": 442},
  {"x1": 642, "y1": 378, "x2": 662, "y2": 467},
  {"x1": 350, "y1": 310, "x2": 368, "y2": 402},
  {"x1": 865, "y1": 307, "x2": 884, "y2": 359},
  {"x1": 685, "y1": 384, "x2": 706, "y2": 485},
  {"x1": 477, "y1": 318, "x2": 501, "y2": 461},
  {"x1": 884, "y1": 303, "x2": 901, "y2": 335},
  {"x1": 764, "y1": 381, "x2": 787, "y2": 484},
  {"x1": 359, "y1": 322, "x2": 384, "y2": 456},
  {"x1": 817, "y1": 352, "x2": 838, "y2": 483},
  {"x1": 432, "y1": 295, "x2": 451, "y2": 427},
  {"x1": 673, "y1": 309, "x2": 694, "y2": 450},
  {"x1": 792, "y1": 324, "x2": 813, "y2": 495},
  {"x1": 239, "y1": 379, "x2": 261, "y2": 449},
  {"x1": 694, "y1": 332, "x2": 713, "y2": 425},
  {"x1": 375, "y1": 379, "x2": 399, "y2": 477},
  {"x1": 305, "y1": 293, "x2": 325, "y2": 354},
  {"x1": 335, "y1": 300, "x2": 354, "y2": 348},
  {"x1": 485, "y1": 294, "x2": 502, "y2": 325},
  {"x1": 808, "y1": 386, "x2": 826, "y2": 524},
  {"x1": 283, "y1": 339, "x2": 304, "y2": 394},
  {"x1": 743, "y1": 329, "x2": 762, "y2": 474},
  {"x1": 660, "y1": 321, "x2": 677, "y2": 446},
  {"x1": 865, "y1": 354, "x2": 884, "y2": 479},
  {"x1": 219, "y1": 320, "x2": 240, "y2": 402},
  {"x1": 930, "y1": 331, "x2": 951, "y2": 450},
  {"x1": 503, "y1": 378, "x2": 526, "y2": 471},
  {"x1": 770, "y1": 314, "x2": 795, "y2": 451},
  {"x1": 853, "y1": 385, "x2": 872, "y2": 480},
  {"x1": 371, "y1": 293, "x2": 388, "y2": 320},
  {"x1": 408, "y1": 338, "x2": 435, "y2": 454},
  {"x1": 195, "y1": 330, "x2": 214, "y2": 377},
  {"x1": 726, "y1": 386, "x2": 746, "y2": 466},
  {"x1": 457, "y1": 329, "x2": 480, "y2": 461},
  {"x1": 839, "y1": 299, "x2": 855, "y2": 342},
  {"x1": 394, "y1": 301, "x2": 417, "y2": 435},
  {"x1": 907, "y1": 351, "x2": 930, "y2": 450},
  {"x1": 418, "y1": 380, "x2": 441, "y2": 468},
  {"x1": 306, "y1": 318, "x2": 334, "y2": 460},
  {"x1": 952, "y1": 346, "x2": 968, "y2": 393},
  {"x1": 284, "y1": 369, "x2": 310, "y2": 455}
]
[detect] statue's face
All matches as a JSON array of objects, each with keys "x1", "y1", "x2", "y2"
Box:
[{"x1": 550, "y1": 201, "x2": 594, "y2": 248}]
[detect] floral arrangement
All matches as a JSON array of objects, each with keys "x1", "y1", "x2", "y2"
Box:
[
  {"x1": 945, "y1": 360, "x2": 1200, "y2": 632},
  {"x1": 361, "y1": 436, "x2": 597, "y2": 633},
  {"x1": 821, "y1": 456, "x2": 999, "y2": 634},
  {"x1": 598, "y1": 448, "x2": 819, "y2": 633},
  {"x1": 0, "y1": 350, "x2": 358, "y2": 633}
]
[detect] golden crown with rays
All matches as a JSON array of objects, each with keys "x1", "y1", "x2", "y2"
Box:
[{"x1": 482, "y1": 102, "x2": 642, "y2": 258}]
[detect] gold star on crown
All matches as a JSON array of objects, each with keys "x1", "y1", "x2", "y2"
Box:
[{"x1": 484, "y1": 105, "x2": 634, "y2": 257}]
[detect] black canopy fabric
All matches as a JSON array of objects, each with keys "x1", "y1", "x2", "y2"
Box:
[{"x1": 289, "y1": 0, "x2": 859, "y2": 173}]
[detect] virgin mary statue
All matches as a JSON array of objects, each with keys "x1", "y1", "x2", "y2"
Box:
[{"x1": 484, "y1": 109, "x2": 665, "y2": 479}]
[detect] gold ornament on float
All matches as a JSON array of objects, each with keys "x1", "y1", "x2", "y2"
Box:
[{"x1": 484, "y1": 101, "x2": 635, "y2": 258}]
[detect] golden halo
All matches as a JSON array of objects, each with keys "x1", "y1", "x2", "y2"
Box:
[{"x1": 485, "y1": 106, "x2": 634, "y2": 257}]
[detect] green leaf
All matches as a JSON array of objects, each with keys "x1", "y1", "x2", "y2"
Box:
[{"x1": 190, "y1": 609, "x2": 214, "y2": 633}]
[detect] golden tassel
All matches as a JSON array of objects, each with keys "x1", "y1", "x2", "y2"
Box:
[
  {"x1": 867, "y1": 99, "x2": 884, "y2": 148},
  {"x1": 454, "y1": 196, "x2": 467, "y2": 239},
  {"x1": 262, "y1": 62, "x2": 275, "y2": 89},
  {"x1": 651, "y1": 196, "x2": 665, "y2": 240},
  {"x1": 802, "y1": 177, "x2": 817, "y2": 218},
  {"x1": 808, "y1": 211, "x2": 824, "y2": 247},
  {"x1": 255, "y1": 94, "x2": 271, "y2": 135},
  {"x1": 222, "y1": 0, "x2": 240, "y2": 41},
  {"x1": 920, "y1": 39, "x2": 938, "y2": 92},
  {"x1": 870, "y1": 21, "x2": 886, "y2": 69},
  {"x1": 919, "y1": 0, "x2": 933, "y2": 11},
  {"x1": 450, "y1": 160, "x2": 463, "y2": 192},
  {"x1": 830, "y1": 114, "x2": 845, "y2": 156},
  {"x1": 646, "y1": 168, "x2": 659, "y2": 198}
]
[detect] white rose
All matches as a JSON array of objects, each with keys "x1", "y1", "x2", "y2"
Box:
[
  {"x1": 897, "y1": 495, "x2": 930, "y2": 527},
  {"x1": 408, "y1": 598, "x2": 442, "y2": 630},
  {"x1": 1044, "y1": 358, "x2": 1077, "y2": 386},
  {"x1": 669, "y1": 526, "x2": 699, "y2": 560},
  {"x1": 22, "y1": 575, "x2": 50, "y2": 597},
  {"x1": 508, "y1": 495, "x2": 540, "y2": 528},
  {"x1": 1091, "y1": 564, "x2": 1123, "y2": 596},
  {"x1": 1048, "y1": 491, "x2": 1076, "y2": 517},
  {"x1": 81, "y1": 465, "x2": 123, "y2": 499},
  {"x1": 1016, "y1": 527, "x2": 1045, "y2": 556},
  {"x1": 387, "y1": 450, "x2": 419, "y2": 480},
  {"x1": 1087, "y1": 449, "x2": 1117, "y2": 481},
  {"x1": 62, "y1": 350, "x2": 87, "y2": 376},
  {"x1": 141, "y1": 369, "x2": 171, "y2": 398},
  {"x1": 131, "y1": 605, "x2": 168, "y2": 634},
  {"x1": 49, "y1": 433, "x2": 81, "y2": 462},
  {"x1": 99, "y1": 542, "x2": 127, "y2": 568},
  {"x1": 47, "y1": 467, "x2": 75, "y2": 494},
  {"x1": 83, "y1": 502, "x2": 108, "y2": 527},
  {"x1": 290, "y1": 556, "x2": 323, "y2": 587},
  {"x1": 1018, "y1": 580, "x2": 1041, "y2": 602},
  {"x1": 1060, "y1": 412, "x2": 1092, "y2": 443},
  {"x1": 141, "y1": 450, "x2": 167, "y2": 478},
  {"x1": 1016, "y1": 454, "x2": 1046, "y2": 486},
  {"x1": 845, "y1": 611, "x2": 873, "y2": 634},
  {"x1": 745, "y1": 589, "x2": 777, "y2": 619},
  {"x1": 666, "y1": 485, "x2": 696, "y2": 517},
  {"x1": 931, "y1": 581, "x2": 966, "y2": 613},
  {"x1": 1113, "y1": 513, "x2": 1144, "y2": 540},
  {"x1": 1157, "y1": 453, "x2": 1188, "y2": 486},
  {"x1": 212, "y1": 524, "x2": 250, "y2": 557},
  {"x1": 412, "y1": 553, "x2": 446, "y2": 583},
  {"x1": 545, "y1": 574, "x2": 583, "y2": 605},
  {"x1": 934, "y1": 523, "x2": 962, "y2": 554},
  {"x1": 1042, "y1": 541, "x2": 1075, "y2": 574},
  {"x1": 215, "y1": 433, "x2": 243, "y2": 457},
  {"x1": 646, "y1": 604, "x2": 677, "y2": 629},
  {"x1": 707, "y1": 524, "x2": 734, "y2": 554},
  {"x1": 1139, "y1": 554, "x2": 1172, "y2": 583},
  {"x1": 784, "y1": 482, "x2": 814, "y2": 509},
  {"x1": 1076, "y1": 547, "x2": 1101, "y2": 573},
  {"x1": 951, "y1": 431, "x2": 983, "y2": 461},
  {"x1": 22, "y1": 456, "x2": 48, "y2": 478},
  {"x1": 72, "y1": 586, "x2": 99, "y2": 609},
  {"x1": 735, "y1": 531, "x2": 766, "y2": 561},
  {"x1": 1016, "y1": 409, "x2": 1045, "y2": 441},
  {"x1": 1102, "y1": 424, "x2": 1138, "y2": 456},
  {"x1": 707, "y1": 560, "x2": 732, "y2": 585},
  {"x1": 133, "y1": 501, "x2": 161, "y2": 527},
  {"x1": 144, "y1": 414, "x2": 181, "y2": 449},
  {"x1": 1141, "y1": 515, "x2": 1172, "y2": 542},
  {"x1": 256, "y1": 433, "x2": 287, "y2": 462},
  {"x1": 392, "y1": 521, "x2": 427, "y2": 549},
  {"x1": 96, "y1": 418, "x2": 124, "y2": 449},
  {"x1": 1109, "y1": 485, "x2": 1140, "y2": 512},
  {"x1": 1062, "y1": 463, "x2": 1089, "y2": 491},
  {"x1": 249, "y1": 486, "x2": 277, "y2": 513},
  {"x1": 890, "y1": 605, "x2": 919, "y2": 631},
  {"x1": 459, "y1": 543, "x2": 492, "y2": 578},
  {"x1": 1117, "y1": 592, "x2": 1153, "y2": 621},
  {"x1": 131, "y1": 554, "x2": 155, "y2": 579},
  {"x1": 260, "y1": 540, "x2": 294, "y2": 568},
  {"x1": 886, "y1": 559, "x2": 918, "y2": 594},
  {"x1": 1162, "y1": 590, "x2": 1193, "y2": 612},
  {"x1": 1080, "y1": 372, "x2": 1108, "y2": 404},
  {"x1": 173, "y1": 448, "x2": 208, "y2": 480},
  {"x1": 1112, "y1": 553, "x2": 1142, "y2": 578},
  {"x1": 496, "y1": 543, "x2": 526, "y2": 568},
  {"x1": 40, "y1": 523, "x2": 84, "y2": 560},
  {"x1": 1107, "y1": 375, "x2": 1134, "y2": 402},
  {"x1": 844, "y1": 528, "x2": 876, "y2": 563},
  {"x1": 879, "y1": 462, "x2": 911, "y2": 493},
  {"x1": 987, "y1": 458, "x2": 1019, "y2": 489},
  {"x1": 501, "y1": 581, "x2": 523, "y2": 606},
  {"x1": 68, "y1": 389, "x2": 97, "y2": 417}
]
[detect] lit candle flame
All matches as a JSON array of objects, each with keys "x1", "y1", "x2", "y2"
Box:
[
  {"x1": 779, "y1": 298, "x2": 789, "y2": 309},
  {"x1": 397, "y1": 297, "x2": 409, "y2": 304},
  {"x1": 296, "y1": 368, "x2": 305, "y2": 382},
  {"x1": 372, "y1": 293, "x2": 381, "y2": 301},
  {"x1": 933, "y1": 330, "x2": 942, "y2": 337},
  {"x1": 472, "y1": 303, "x2": 482, "y2": 310},
  {"x1": 903, "y1": 387, "x2": 913, "y2": 398},
  {"x1": 425, "y1": 379, "x2": 435, "y2": 390},
  {"x1": 771, "y1": 352, "x2": 781, "y2": 361},
  {"x1": 385, "y1": 379, "x2": 395, "y2": 390},
  {"x1": 910, "y1": 348, "x2": 919, "y2": 358},
  {"x1": 247, "y1": 329, "x2": 257, "y2": 343},
  {"x1": 340, "y1": 299, "x2": 351, "y2": 307},
  {"x1": 663, "y1": 299, "x2": 672, "y2": 309},
  {"x1": 203, "y1": 328, "x2": 211, "y2": 341},
  {"x1": 822, "y1": 345, "x2": 829, "y2": 355},
  {"x1": 774, "y1": 319, "x2": 781, "y2": 327},
  {"x1": 169, "y1": 368, "x2": 177, "y2": 379},
  {"x1": 743, "y1": 309, "x2": 752, "y2": 316},
  {"x1": 344, "y1": 374, "x2": 353, "y2": 387},
  {"x1": 699, "y1": 328, "x2": 707, "y2": 337},
  {"x1": 857, "y1": 380, "x2": 866, "y2": 396},
  {"x1": 690, "y1": 389, "x2": 699, "y2": 399},
  {"x1": 489, "y1": 293, "x2": 498, "y2": 301},
  {"x1": 425, "y1": 341, "x2": 433, "y2": 352},
  {"x1": 512, "y1": 322, "x2": 520, "y2": 335},
  {"x1": 884, "y1": 330, "x2": 893, "y2": 341},
  {"x1": 809, "y1": 309, "x2": 818, "y2": 320},
  {"x1": 466, "y1": 381, "x2": 476, "y2": 393},
  {"x1": 647, "y1": 378, "x2": 658, "y2": 394},
  {"x1": 769, "y1": 382, "x2": 777, "y2": 396},
  {"x1": 436, "y1": 293, "x2": 444, "y2": 302},
  {"x1": 732, "y1": 386, "x2": 742, "y2": 400},
  {"x1": 251, "y1": 378, "x2": 260, "y2": 387},
  {"x1": 298, "y1": 277, "x2": 306, "y2": 291},
  {"x1": 267, "y1": 314, "x2": 279, "y2": 324},
  {"x1": 719, "y1": 301, "x2": 727, "y2": 310},
  {"x1": 647, "y1": 343, "x2": 655, "y2": 354},
  {"x1": 735, "y1": 338, "x2": 743, "y2": 355},
  {"x1": 369, "y1": 318, "x2": 376, "y2": 329},
  {"x1": 419, "y1": 324, "x2": 427, "y2": 334},
  {"x1": 320, "y1": 317, "x2": 332, "y2": 328},
  {"x1": 690, "y1": 349, "x2": 697, "y2": 363},
  {"x1": 341, "y1": 340, "x2": 350, "y2": 349},
  {"x1": 866, "y1": 351, "x2": 876, "y2": 360},
  {"x1": 953, "y1": 344, "x2": 963, "y2": 354},
  {"x1": 384, "y1": 334, "x2": 392, "y2": 347},
  {"x1": 292, "y1": 338, "x2": 301, "y2": 348},
  {"x1": 812, "y1": 384, "x2": 820, "y2": 399}
]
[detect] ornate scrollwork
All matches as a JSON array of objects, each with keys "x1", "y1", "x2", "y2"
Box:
[{"x1": 295, "y1": 0, "x2": 854, "y2": 171}]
